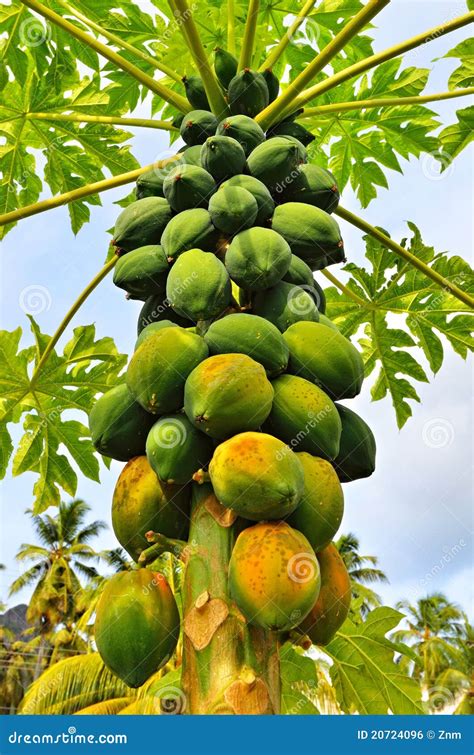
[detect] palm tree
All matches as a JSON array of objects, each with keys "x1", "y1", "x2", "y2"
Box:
[{"x1": 335, "y1": 533, "x2": 388, "y2": 618}]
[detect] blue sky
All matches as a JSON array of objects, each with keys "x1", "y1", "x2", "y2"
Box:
[{"x1": 0, "y1": 1, "x2": 472, "y2": 617}]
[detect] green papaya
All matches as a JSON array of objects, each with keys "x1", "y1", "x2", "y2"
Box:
[
  {"x1": 247, "y1": 136, "x2": 306, "y2": 193},
  {"x1": 332, "y1": 404, "x2": 376, "y2": 483},
  {"x1": 113, "y1": 197, "x2": 172, "y2": 253},
  {"x1": 138, "y1": 295, "x2": 190, "y2": 334},
  {"x1": 89, "y1": 384, "x2": 155, "y2": 461},
  {"x1": 163, "y1": 164, "x2": 216, "y2": 212},
  {"x1": 166, "y1": 249, "x2": 231, "y2": 322},
  {"x1": 251, "y1": 280, "x2": 320, "y2": 332},
  {"x1": 182, "y1": 75, "x2": 210, "y2": 110},
  {"x1": 225, "y1": 227, "x2": 292, "y2": 290},
  {"x1": 204, "y1": 312, "x2": 289, "y2": 377},
  {"x1": 201, "y1": 135, "x2": 247, "y2": 183},
  {"x1": 228, "y1": 69, "x2": 269, "y2": 118},
  {"x1": 279, "y1": 164, "x2": 340, "y2": 213},
  {"x1": 113, "y1": 245, "x2": 169, "y2": 300},
  {"x1": 173, "y1": 113, "x2": 185, "y2": 129},
  {"x1": 229, "y1": 522, "x2": 320, "y2": 631},
  {"x1": 180, "y1": 144, "x2": 203, "y2": 166},
  {"x1": 95, "y1": 570, "x2": 179, "y2": 688},
  {"x1": 214, "y1": 47, "x2": 238, "y2": 89},
  {"x1": 112, "y1": 455, "x2": 190, "y2": 561},
  {"x1": 208, "y1": 185, "x2": 258, "y2": 235},
  {"x1": 221, "y1": 174, "x2": 275, "y2": 224},
  {"x1": 262, "y1": 68, "x2": 280, "y2": 103},
  {"x1": 184, "y1": 354, "x2": 274, "y2": 439},
  {"x1": 208, "y1": 431, "x2": 303, "y2": 520},
  {"x1": 161, "y1": 208, "x2": 219, "y2": 261},
  {"x1": 135, "y1": 320, "x2": 179, "y2": 350},
  {"x1": 265, "y1": 374, "x2": 342, "y2": 460},
  {"x1": 283, "y1": 321, "x2": 364, "y2": 400},
  {"x1": 271, "y1": 202, "x2": 343, "y2": 268},
  {"x1": 146, "y1": 414, "x2": 214, "y2": 485},
  {"x1": 180, "y1": 109, "x2": 218, "y2": 146},
  {"x1": 288, "y1": 453, "x2": 344, "y2": 552},
  {"x1": 282, "y1": 254, "x2": 314, "y2": 288},
  {"x1": 216, "y1": 114, "x2": 265, "y2": 156},
  {"x1": 136, "y1": 169, "x2": 165, "y2": 199},
  {"x1": 267, "y1": 120, "x2": 315, "y2": 147},
  {"x1": 127, "y1": 327, "x2": 208, "y2": 414}
]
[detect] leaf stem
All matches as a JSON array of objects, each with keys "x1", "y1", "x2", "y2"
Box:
[
  {"x1": 258, "y1": 0, "x2": 317, "y2": 72},
  {"x1": 19, "y1": 0, "x2": 190, "y2": 113},
  {"x1": 26, "y1": 112, "x2": 178, "y2": 130},
  {"x1": 321, "y1": 269, "x2": 371, "y2": 309},
  {"x1": 238, "y1": 0, "x2": 260, "y2": 70},
  {"x1": 227, "y1": 0, "x2": 236, "y2": 55},
  {"x1": 256, "y1": 0, "x2": 390, "y2": 129},
  {"x1": 335, "y1": 205, "x2": 474, "y2": 309}
]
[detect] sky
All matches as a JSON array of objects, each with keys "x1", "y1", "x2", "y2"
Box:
[{"x1": 0, "y1": 1, "x2": 472, "y2": 619}]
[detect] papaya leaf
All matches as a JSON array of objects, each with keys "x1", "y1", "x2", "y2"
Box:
[
  {"x1": 438, "y1": 105, "x2": 474, "y2": 163},
  {"x1": 280, "y1": 643, "x2": 320, "y2": 715},
  {"x1": 0, "y1": 319, "x2": 126, "y2": 513},
  {"x1": 443, "y1": 37, "x2": 474, "y2": 90}
]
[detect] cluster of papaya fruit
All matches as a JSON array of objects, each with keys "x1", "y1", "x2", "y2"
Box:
[{"x1": 89, "y1": 51, "x2": 376, "y2": 690}]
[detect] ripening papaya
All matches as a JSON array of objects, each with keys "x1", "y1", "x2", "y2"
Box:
[
  {"x1": 265, "y1": 374, "x2": 342, "y2": 460},
  {"x1": 166, "y1": 249, "x2": 231, "y2": 322},
  {"x1": 204, "y1": 313, "x2": 289, "y2": 377},
  {"x1": 180, "y1": 109, "x2": 218, "y2": 146},
  {"x1": 182, "y1": 75, "x2": 210, "y2": 110},
  {"x1": 279, "y1": 164, "x2": 340, "y2": 213},
  {"x1": 288, "y1": 453, "x2": 344, "y2": 552},
  {"x1": 208, "y1": 431, "x2": 304, "y2": 520},
  {"x1": 225, "y1": 227, "x2": 292, "y2": 291},
  {"x1": 163, "y1": 164, "x2": 216, "y2": 212},
  {"x1": 271, "y1": 202, "x2": 343, "y2": 269},
  {"x1": 214, "y1": 47, "x2": 238, "y2": 89},
  {"x1": 184, "y1": 354, "x2": 274, "y2": 439},
  {"x1": 136, "y1": 169, "x2": 165, "y2": 199},
  {"x1": 161, "y1": 208, "x2": 220, "y2": 261},
  {"x1": 221, "y1": 174, "x2": 275, "y2": 224},
  {"x1": 208, "y1": 186, "x2": 258, "y2": 235},
  {"x1": 283, "y1": 321, "x2": 364, "y2": 400},
  {"x1": 146, "y1": 415, "x2": 214, "y2": 485},
  {"x1": 229, "y1": 522, "x2": 320, "y2": 631},
  {"x1": 201, "y1": 135, "x2": 247, "y2": 183},
  {"x1": 216, "y1": 114, "x2": 265, "y2": 156},
  {"x1": 113, "y1": 197, "x2": 172, "y2": 253},
  {"x1": 127, "y1": 327, "x2": 208, "y2": 414},
  {"x1": 267, "y1": 120, "x2": 315, "y2": 147},
  {"x1": 298, "y1": 543, "x2": 351, "y2": 645},
  {"x1": 113, "y1": 245, "x2": 169, "y2": 300},
  {"x1": 135, "y1": 321, "x2": 179, "y2": 350},
  {"x1": 112, "y1": 455, "x2": 190, "y2": 561},
  {"x1": 89, "y1": 384, "x2": 155, "y2": 462},
  {"x1": 228, "y1": 68, "x2": 269, "y2": 117},
  {"x1": 95, "y1": 570, "x2": 180, "y2": 687},
  {"x1": 180, "y1": 144, "x2": 203, "y2": 166},
  {"x1": 251, "y1": 280, "x2": 320, "y2": 332},
  {"x1": 248, "y1": 136, "x2": 306, "y2": 193},
  {"x1": 332, "y1": 404, "x2": 376, "y2": 483},
  {"x1": 137, "y1": 295, "x2": 190, "y2": 334},
  {"x1": 262, "y1": 69, "x2": 280, "y2": 103}
]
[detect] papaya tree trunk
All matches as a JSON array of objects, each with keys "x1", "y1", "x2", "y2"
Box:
[{"x1": 181, "y1": 484, "x2": 280, "y2": 714}]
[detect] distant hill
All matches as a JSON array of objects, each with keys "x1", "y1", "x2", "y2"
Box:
[{"x1": 0, "y1": 604, "x2": 29, "y2": 638}]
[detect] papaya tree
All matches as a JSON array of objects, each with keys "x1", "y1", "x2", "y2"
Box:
[{"x1": 0, "y1": 0, "x2": 473, "y2": 716}]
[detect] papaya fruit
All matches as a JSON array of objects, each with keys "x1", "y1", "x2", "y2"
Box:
[
  {"x1": 184, "y1": 354, "x2": 274, "y2": 439},
  {"x1": 89, "y1": 384, "x2": 155, "y2": 462},
  {"x1": 267, "y1": 120, "x2": 315, "y2": 147},
  {"x1": 251, "y1": 280, "x2": 320, "y2": 332},
  {"x1": 247, "y1": 136, "x2": 306, "y2": 194},
  {"x1": 214, "y1": 47, "x2": 238, "y2": 89},
  {"x1": 225, "y1": 227, "x2": 292, "y2": 291},
  {"x1": 182, "y1": 75, "x2": 210, "y2": 110},
  {"x1": 262, "y1": 68, "x2": 280, "y2": 103},
  {"x1": 113, "y1": 244, "x2": 169, "y2": 300},
  {"x1": 318, "y1": 313, "x2": 338, "y2": 331},
  {"x1": 332, "y1": 404, "x2": 376, "y2": 483},
  {"x1": 208, "y1": 431, "x2": 303, "y2": 520},
  {"x1": 298, "y1": 543, "x2": 351, "y2": 645},
  {"x1": 201, "y1": 135, "x2": 247, "y2": 183},
  {"x1": 112, "y1": 456, "x2": 190, "y2": 561},
  {"x1": 146, "y1": 415, "x2": 214, "y2": 485},
  {"x1": 216, "y1": 114, "x2": 265, "y2": 156},
  {"x1": 279, "y1": 164, "x2": 340, "y2": 213},
  {"x1": 228, "y1": 68, "x2": 269, "y2": 117},
  {"x1": 135, "y1": 320, "x2": 179, "y2": 350},
  {"x1": 136, "y1": 169, "x2": 165, "y2": 199},
  {"x1": 288, "y1": 453, "x2": 344, "y2": 552},
  {"x1": 283, "y1": 321, "x2": 364, "y2": 400},
  {"x1": 271, "y1": 202, "x2": 343, "y2": 269},
  {"x1": 265, "y1": 374, "x2": 342, "y2": 460},
  {"x1": 204, "y1": 312, "x2": 289, "y2": 377},
  {"x1": 95, "y1": 570, "x2": 179, "y2": 687},
  {"x1": 166, "y1": 249, "x2": 231, "y2": 322},
  {"x1": 163, "y1": 164, "x2": 216, "y2": 212},
  {"x1": 229, "y1": 522, "x2": 320, "y2": 631},
  {"x1": 282, "y1": 254, "x2": 314, "y2": 288},
  {"x1": 113, "y1": 197, "x2": 172, "y2": 253},
  {"x1": 221, "y1": 174, "x2": 275, "y2": 224},
  {"x1": 208, "y1": 185, "x2": 258, "y2": 235},
  {"x1": 180, "y1": 109, "x2": 218, "y2": 146},
  {"x1": 137, "y1": 295, "x2": 190, "y2": 334},
  {"x1": 126, "y1": 327, "x2": 208, "y2": 414},
  {"x1": 181, "y1": 144, "x2": 203, "y2": 166},
  {"x1": 161, "y1": 208, "x2": 219, "y2": 261}
]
